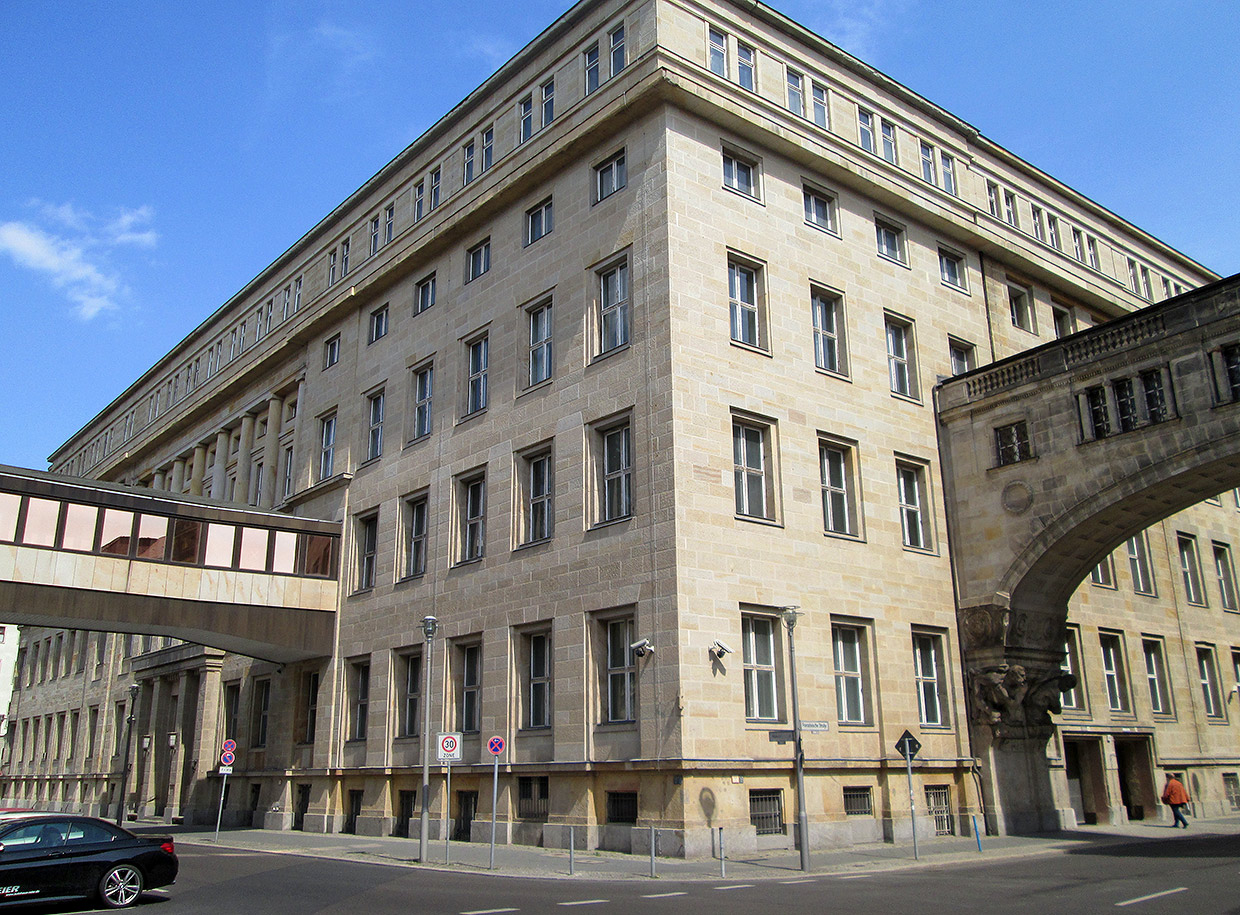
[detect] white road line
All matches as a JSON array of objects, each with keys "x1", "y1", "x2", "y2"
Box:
[
  {"x1": 641, "y1": 892, "x2": 688, "y2": 898},
  {"x1": 1116, "y1": 887, "x2": 1188, "y2": 907},
  {"x1": 780, "y1": 879, "x2": 815, "y2": 884},
  {"x1": 838, "y1": 874, "x2": 871, "y2": 880},
  {"x1": 462, "y1": 909, "x2": 519, "y2": 915},
  {"x1": 714, "y1": 884, "x2": 755, "y2": 890},
  {"x1": 558, "y1": 901, "x2": 608, "y2": 907}
]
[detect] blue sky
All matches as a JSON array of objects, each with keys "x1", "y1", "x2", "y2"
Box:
[{"x1": 1, "y1": 1, "x2": 1236, "y2": 470}]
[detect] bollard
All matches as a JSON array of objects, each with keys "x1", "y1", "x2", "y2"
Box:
[
  {"x1": 569, "y1": 825, "x2": 575, "y2": 875},
  {"x1": 649, "y1": 825, "x2": 656, "y2": 878},
  {"x1": 972, "y1": 815, "x2": 982, "y2": 853},
  {"x1": 719, "y1": 827, "x2": 726, "y2": 879}
]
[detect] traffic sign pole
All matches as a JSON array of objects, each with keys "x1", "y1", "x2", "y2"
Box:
[
  {"x1": 894, "y1": 730, "x2": 922, "y2": 861},
  {"x1": 445, "y1": 757, "x2": 452, "y2": 864},
  {"x1": 214, "y1": 738, "x2": 235, "y2": 843},
  {"x1": 487, "y1": 736, "x2": 505, "y2": 871}
]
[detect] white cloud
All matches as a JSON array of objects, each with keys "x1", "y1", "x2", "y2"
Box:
[
  {"x1": 462, "y1": 33, "x2": 520, "y2": 72},
  {"x1": 0, "y1": 201, "x2": 157, "y2": 320},
  {"x1": 796, "y1": 0, "x2": 911, "y2": 61},
  {"x1": 264, "y1": 20, "x2": 379, "y2": 107}
]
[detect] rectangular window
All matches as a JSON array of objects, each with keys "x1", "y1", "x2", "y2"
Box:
[
  {"x1": 518, "y1": 776, "x2": 550, "y2": 820},
  {"x1": 526, "y1": 632, "x2": 551, "y2": 729},
  {"x1": 481, "y1": 126, "x2": 493, "y2": 171},
  {"x1": 595, "y1": 150, "x2": 626, "y2": 201},
  {"x1": 462, "y1": 141, "x2": 476, "y2": 186},
  {"x1": 858, "y1": 108, "x2": 875, "y2": 152},
  {"x1": 737, "y1": 42, "x2": 755, "y2": 90},
  {"x1": 1142, "y1": 639, "x2": 1171, "y2": 715},
  {"x1": 251, "y1": 679, "x2": 271, "y2": 748},
  {"x1": 786, "y1": 68, "x2": 804, "y2": 116},
  {"x1": 350, "y1": 661, "x2": 370, "y2": 741},
  {"x1": 986, "y1": 181, "x2": 1001, "y2": 218},
  {"x1": 742, "y1": 615, "x2": 778, "y2": 720},
  {"x1": 323, "y1": 335, "x2": 340, "y2": 369},
  {"x1": 525, "y1": 198, "x2": 553, "y2": 246},
  {"x1": 880, "y1": 118, "x2": 897, "y2": 163},
  {"x1": 728, "y1": 260, "x2": 762, "y2": 348},
  {"x1": 820, "y1": 441, "x2": 856, "y2": 536},
  {"x1": 833, "y1": 623, "x2": 867, "y2": 724},
  {"x1": 598, "y1": 260, "x2": 630, "y2": 353},
  {"x1": 412, "y1": 364, "x2": 433, "y2": 439},
  {"x1": 913, "y1": 632, "x2": 947, "y2": 726},
  {"x1": 749, "y1": 789, "x2": 785, "y2": 835},
  {"x1": 1072, "y1": 228, "x2": 1085, "y2": 261},
  {"x1": 414, "y1": 181, "x2": 425, "y2": 221},
  {"x1": 803, "y1": 186, "x2": 836, "y2": 232},
  {"x1": 919, "y1": 141, "x2": 937, "y2": 184},
  {"x1": 939, "y1": 249, "x2": 966, "y2": 289},
  {"x1": 811, "y1": 288, "x2": 845, "y2": 374},
  {"x1": 875, "y1": 217, "x2": 906, "y2": 263},
  {"x1": 609, "y1": 24, "x2": 625, "y2": 75},
  {"x1": 541, "y1": 78, "x2": 555, "y2": 127},
  {"x1": 319, "y1": 414, "x2": 336, "y2": 480},
  {"x1": 459, "y1": 644, "x2": 481, "y2": 732},
  {"x1": 1141, "y1": 266, "x2": 1154, "y2": 300},
  {"x1": 1008, "y1": 284, "x2": 1035, "y2": 332},
  {"x1": 415, "y1": 273, "x2": 436, "y2": 315},
  {"x1": 585, "y1": 42, "x2": 601, "y2": 93},
  {"x1": 885, "y1": 315, "x2": 917, "y2": 398},
  {"x1": 466, "y1": 336, "x2": 488, "y2": 415},
  {"x1": 1003, "y1": 190, "x2": 1019, "y2": 228},
  {"x1": 1178, "y1": 533, "x2": 1207, "y2": 605},
  {"x1": 524, "y1": 451, "x2": 553, "y2": 543},
  {"x1": 429, "y1": 168, "x2": 441, "y2": 209},
  {"x1": 528, "y1": 301, "x2": 553, "y2": 386},
  {"x1": 1091, "y1": 555, "x2": 1116, "y2": 588},
  {"x1": 599, "y1": 419, "x2": 632, "y2": 523},
  {"x1": 1053, "y1": 305, "x2": 1075, "y2": 339},
  {"x1": 1100, "y1": 633, "x2": 1130, "y2": 712},
  {"x1": 399, "y1": 652, "x2": 421, "y2": 737},
  {"x1": 723, "y1": 150, "x2": 758, "y2": 198},
  {"x1": 811, "y1": 82, "x2": 828, "y2": 128},
  {"x1": 1047, "y1": 214, "x2": 1061, "y2": 249},
  {"x1": 357, "y1": 514, "x2": 378, "y2": 591},
  {"x1": 1127, "y1": 533, "x2": 1156, "y2": 595},
  {"x1": 369, "y1": 216, "x2": 380, "y2": 256},
  {"x1": 328, "y1": 250, "x2": 338, "y2": 285},
  {"x1": 1085, "y1": 386, "x2": 1111, "y2": 439},
  {"x1": 403, "y1": 494, "x2": 428, "y2": 579},
  {"x1": 1127, "y1": 258, "x2": 1141, "y2": 294},
  {"x1": 460, "y1": 475, "x2": 486, "y2": 563},
  {"x1": 1087, "y1": 236, "x2": 1100, "y2": 269},
  {"x1": 1141, "y1": 369, "x2": 1169, "y2": 423},
  {"x1": 606, "y1": 617, "x2": 636, "y2": 722},
  {"x1": 1214, "y1": 542, "x2": 1239, "y2": 610},
  {"x1": 366, "y1": 391, "x2": 384, "y2": 461},
  {"x1": 708, "y1": 27, "x2": 726, "y2": 77},
  {"x1": 1061, "y1": 630, "x2": 1083, "y2": 710},
  {"x1": 994, "y1": 421, "x2": 1032, "y2": 465},
  {"x1": 368, "y1": 305, "x2": 388, "y2": 343},
  {"x1": 843, "y1": 786, "x2": 872, "y2": 816},
  {"x1": 732, "y1": 420, "x2": 772, "y2": 520},
  {"x1": 385, "y1": 204, "x2": 394, "y2": 244},
  {"x1": 340, "y1": 239, "x2": 350, "y2": 276},
  {"x1": 949, "y1": 339, "x2": 975, "y2": 376},
  {"x1": 466, "y1": 239, "x2": 491, "y2": 282},
  {"x1": 897, "y1": 460, "x2": 930, "y2": 549},
  {"x1": 1198, "y1": 646, "x2": 1224, "y2": 718},
  {"x1": 1115, "y1": 376, "x2": 1139, "y2": 432},
  {"x1": 941, "y1": 153, "x2": 957, "y2": 195},
  {"x1": 519, "y1": 96, "x2": 533, "y2": 143},
  {"x1": 1031, "y1": 205, "x2": 1045, "y2": 242}
]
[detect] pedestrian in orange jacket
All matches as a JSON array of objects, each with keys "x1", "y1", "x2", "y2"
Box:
[{"x1": 1162, "y1": 773, "x2": 1190, "y2": 828}]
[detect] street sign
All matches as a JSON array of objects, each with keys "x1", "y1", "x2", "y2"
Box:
[
  {"x1": 487, "y1": 735, "x2": 505, "y2": 756},
  {"x1": 438, "y1": 732, "x2": 462, "y2": 762},
  {"x1": 220, "y1": 750, "x2": 236, "y2": 766},
  {"x1": 894, "y1": 729, "x2": 921, "y2": 760},
  {"x1": 801, "y1": 720, "x2": 830, "y2": 732},
  {"x1": 222, "y1": 738, "x2": 237, "y2": 753},
  {"x1": 767, "y1": 730, "x2": 795, "y2": 742},
  {"x1": 218, "y1": 765, "x2": 233, "y2": 775}
]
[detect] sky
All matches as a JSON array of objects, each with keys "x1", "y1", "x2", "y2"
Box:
[{"x1": 1, "y1": 0, "x2": 1236, "y2": 471}]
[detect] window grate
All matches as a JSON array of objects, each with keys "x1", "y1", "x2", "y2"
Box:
[
  {"x1": 842, "y1": 786, "x2": 872, "y2": 816},
  {"x1": 749, "y1": 788, "x2": 785, "y2": 835},
  {"x1": 518, "y1": 776, "x2": 550, "y2": 820},
  {"x1": 924, "y1": 785, "x2": 955, "y2": 836},
  {"x1": 1224, "y1": 774, "x2": 1240, "y2": 811},
  {"x1": 606, "y1": 791, "x2": 638, "y2": 824}
]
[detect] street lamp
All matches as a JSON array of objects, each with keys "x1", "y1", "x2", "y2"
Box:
[
  {"x1": 418, "y1": 615, "x2": 438, "y2": 863},
  {"x1": 780, "y1": 605, "x2": 810, "y2": 872},
  {"x1": 114, "y1": 682, "x2": 139, "y2": 826}
]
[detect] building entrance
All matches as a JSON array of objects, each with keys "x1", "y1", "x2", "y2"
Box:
[
  {"x1": 454, "y1": 791, "x2": 478, "y2": 842},
  {"x1": 1115, "y1": 736, "x2": 1157, "y2": 821},
  {"x1": 1063, "y1": 737, "x2": 1108, "y2": 825}
]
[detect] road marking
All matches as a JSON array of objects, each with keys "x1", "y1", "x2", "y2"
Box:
[
  {"x1": 641, "y1": 893, "x2": 687, "y2": 898},
  {"x1": 558, "y1": 901, "x2": 608, "y2": 907},
  {"x1": 838, "y1": 874, "x2": 871, "y2": 879},
  {"x1": 462, "y1": 909, "x2": 519, "y2": 914},
  {"x1": 1116, "y1": 887, "x2": 1187, "y2": 907},
  {"x1": 780, "y1": 879, "x2": 815, "y2": 884},
  {"x1": 714, "y1": 884, "x2": 755, "y2": 890}
]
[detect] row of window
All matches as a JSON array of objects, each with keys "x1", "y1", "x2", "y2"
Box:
[
  {"x1": 1062, "y1": 628, "x2": 1240, "y2": 722},
  {"x1": 1089, "y1": 530, "x2": 1240, "y2": 613}
]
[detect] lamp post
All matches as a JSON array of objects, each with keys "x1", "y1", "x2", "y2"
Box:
[
  {"x1": 781, "y1": 606, "x2": 810, "y2": 872},
  {"x1": 418, "y1": 615, "x2": 438, "y2": 863},
  {"x1": 114, "y1": 682, "x2": 139, "y2": 826}
]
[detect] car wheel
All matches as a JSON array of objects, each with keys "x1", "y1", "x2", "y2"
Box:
[{"x1": 98, "y1": 863, "x2": 144, "y2": 908}]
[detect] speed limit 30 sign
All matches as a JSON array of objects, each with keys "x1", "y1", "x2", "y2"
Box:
[{"x1": 438, "y1": 732, "x2": 463, "y2": 762}]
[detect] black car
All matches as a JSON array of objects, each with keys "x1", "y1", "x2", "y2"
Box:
[{"x1": 0, "y1": 814, "x2": 177, "y2": 908}]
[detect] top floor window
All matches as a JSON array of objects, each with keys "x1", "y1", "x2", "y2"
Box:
[
  {"x1": 585, "y1": 42, "x2": 600, "y2": 93},
  {"x1": 609, "y1": 24, "x2": 625, "y2": 75},
  {"x1": 737, "y1": 42, "x2": 755, "y2": 91},
  {"x1": 786, "y1": 69, "x2": 804, "y2": 116},
  {"x1": 708, "y1": 28, "x2": 726, "y2": 76}
]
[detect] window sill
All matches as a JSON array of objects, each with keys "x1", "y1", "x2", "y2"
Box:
[
  {"x1": 823, "y1": 529, "x2": 864, "y2": 544},
  {"x1": 518, "y1": 725, "x2": 553, "y2": 734},
  {"x1": 590, "y1": 342, "x2": 631, "y2": 366},
  {"x1": 589, "y1": 515, "x2": 632, "y2": 532},
  {"x1": 518, "y1": 378, "x2": 554, "y2": 399},
  {"x1": 814, "y1": 366, "x2": 851, "y2": 383},
  {"x1": 404, "y1": 433, "x2": 432, "y2": 449},
  {"x1": 729, "y1": 339, "x2": 772, "y2": 358},
  {"x1": 456, "y1": 408, "x2": 489, "y2": 427},
  {"x1": 452, "y1": 557, "x2": 484, "y2": 569},
  {"x1": 395, "y1": 573, "x2": 427, "y2": 587},
  {"x1": 514, "y1": 537, "x2": 553, "y2": 553},
  {"x1": 941, "y1": 280, "x2": 970, "y2": 296},
  {"x1": 721, "y1": 185, "x2": 764, "y2": 205},
  {"x1": 803, "y1": 219, "x2": 840, "y2": 239},
  {"x1": 595, "y1": 721, "x2": 638, "y2": 731},
  {"x1": 889, "y1": 390, "x2": 923, "y2": 406},
  {"x1": 900, "y1": 543, "x2": 938, "y2": 557},
  {"x1": 735, "y1": 513, "x2": 782, "y2": 529},
  {"x1": 356, "y1": 456, "x2": 381, "y2": 472},
  {"x1": 876, "y1": 252, "x2": 910, "y2": 270},
  {"x1": 349, "y1": 587, "x2": 375, "y2": 598}
]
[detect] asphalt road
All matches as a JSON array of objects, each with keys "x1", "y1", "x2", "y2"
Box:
[{"x1": 28, "y1": 832, "x2": 1240, "y2": 915}]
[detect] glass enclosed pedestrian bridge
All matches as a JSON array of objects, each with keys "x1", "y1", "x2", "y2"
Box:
[{"x1": 0, "y1": 465, "x2": 340, "y2": 663}]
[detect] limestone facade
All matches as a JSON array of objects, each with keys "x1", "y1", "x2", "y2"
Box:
[{"x1": 4, "y1": 0, "x2": 1235, "y2": 852}]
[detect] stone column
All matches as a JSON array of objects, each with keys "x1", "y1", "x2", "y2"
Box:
[
  {"x1": 164, "y1": 672, "x2": 191, "y2": 822},
  {"x1": 137, "y1": 679, "x2": 164, "y2": 818},
  {"x1": 188, "y1": 444, "x2": 208, "y2": 497},
  {"x1": 259, "y1": 397, "x2": 284, "y2": 509},
  {"x1": 210, "y1": 430, "x2": 230, "y2": 501},
  {"x1": 169, "y1": 458, "x2": 187, "y2": 493},
  {"x1": 235, "y1": 414, "x2": 256, "y2": 505},
  {"x1": 186, "y1": 664, "x2": 223, "y2": 826},
  {"x1": 152, "y1": 469, "x2": 167, "y2": 491}
]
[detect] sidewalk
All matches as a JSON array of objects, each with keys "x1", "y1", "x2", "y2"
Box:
[{"x1": 138, "y1": 814, "x2": 1240, "y2": 882}]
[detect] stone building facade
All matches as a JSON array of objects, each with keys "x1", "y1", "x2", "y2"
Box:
[{"x1": 3, "y1": 0, "x2": 1235, "y2": 853}]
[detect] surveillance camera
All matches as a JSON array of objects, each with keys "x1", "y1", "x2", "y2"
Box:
[
  {"x1": 631, "y1": 638, "x2": 653, "y2": 657},
  {"x1": 710, "y1": 640, "x2": 734, "y2": 657}
]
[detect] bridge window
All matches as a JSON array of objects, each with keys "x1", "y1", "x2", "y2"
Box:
[
  {"x1": 1126, "y1": 534, "x2": 1156, "y2": 595},
  {"x1": 1112, "y1": 379, "x2": 1139, "y2": 433},
  {"x1": 994, "y1": 421, "x2": 1032, "y2": 466},
  {"x1": 23, "y1": 498, "x2": 60, "y2": 547},
  {"x1": 1177, "y1": 534, "x2": 1207, "y2": 606},
  {"x1": 1222, "y1": 345, "x2": 1240, "y2": 400},
  {"x1": 1084, "y1": 387, "x2": 1111, "y2": 439},
  {"x1": 171, "y1": 518, "x2": 202, "y2": 564},
  {"x1": 1141, "y1": 370, "x2": 1170, "y2": 422},
  {"x1": 1142, "y1": 639, "x2": 1172, "y2": 715},
  {"x1": 832, "y1": 621, "x2": 870, "y2": 725},
  {"x1": 896, "y1": 461, "x2": 931, "y2": 550},
  {"x1": 1008, "y1": 284, "x2": 1035, "y2": 333},
  {"x1": 100, "y1": 509, "x2": 134, "y2": 555},
  {"x1": 0, "y1": 492, "x2": 19, "y2": 541},
  {"x1": 912, "y1": 631, "x2": 947, "y2": 727},
  {"x1": 1099, "y1": 632, "x2": 1131, "y2": 712},
  {"x1": 204, "y1": 523, "x2": 235, "y2": 568},
  {"x1": 1213, "y1": 542, "x2": 1239, "y2": 611},
  {"x1": 61, "y1": 504, "x2": 97, "y2": 552},
  {"x1": 1197, "y1": 646, "x2": 1224, "y2": 718}
]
